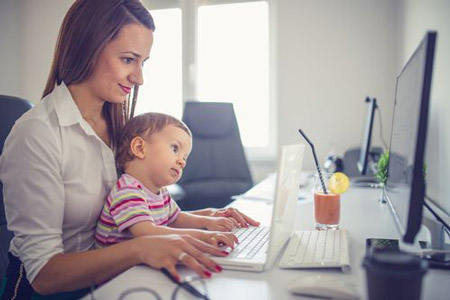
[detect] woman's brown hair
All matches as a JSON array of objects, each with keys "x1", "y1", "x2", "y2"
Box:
[{"x1": 42, "y1": 0, "x2": 155, "y2": 148}]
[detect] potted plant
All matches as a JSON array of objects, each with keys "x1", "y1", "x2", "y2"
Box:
[
  {"x1": 376, "y1": 151, "x2": 389, "y2": 186},
  {"x1": 375, "y1": 151, "x2": 427, "y2": 203}
]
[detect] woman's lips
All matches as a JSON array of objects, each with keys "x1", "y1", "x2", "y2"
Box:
[{"x1": 120, "y1": 85, "x2": 131, "y2": 94}]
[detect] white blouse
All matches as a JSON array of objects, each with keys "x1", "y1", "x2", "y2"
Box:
[{"x1": 0, "y1": 83, "x2": 117, "y2": 283}]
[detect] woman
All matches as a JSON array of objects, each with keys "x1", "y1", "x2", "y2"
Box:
[{"x1": 0, "y1": 0, "x2": 257, "y2": 298}]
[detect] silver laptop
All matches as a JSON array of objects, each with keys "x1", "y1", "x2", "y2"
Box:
[{"x1": 212, "y1": 143, "x2": 305, "y2": 272}]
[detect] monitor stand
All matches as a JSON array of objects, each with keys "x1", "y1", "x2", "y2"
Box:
[
  {"x1": 420, "y1": 215, "x2": 450, "y2": 269},
  {"x1": 350, "y1": 159, "x2": 382, "y2": 188}
]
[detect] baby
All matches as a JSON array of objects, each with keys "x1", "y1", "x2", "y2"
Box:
[{"x1": 95, "y1": 112, "x2": 238, "y2": 249}]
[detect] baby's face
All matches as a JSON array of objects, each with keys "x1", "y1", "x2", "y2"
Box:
[{"x1": 142, "y1": 125, "x2": 192, "y2": 189}]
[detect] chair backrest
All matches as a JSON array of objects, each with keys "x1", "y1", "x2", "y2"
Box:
[
  {"x1": 0, "y1": 95, "x2": 34, "y2": 278},
  {"x1": 177, "y1": 101, "x2": 253, "y2": 210}
]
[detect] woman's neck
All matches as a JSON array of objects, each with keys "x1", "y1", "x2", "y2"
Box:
[
  {"x1": 67, "y1": 83, "x2": 111, "y2": 147},
  {"x1": 67, "y1": 83, "x2": 104, "y2": 124}
]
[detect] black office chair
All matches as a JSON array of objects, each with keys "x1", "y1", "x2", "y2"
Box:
[
  {"x1": 0, "y1": 95, "x2": 34, "y2": 278},
  {"x1": 176, "y1": 101, "x2": 253, "y2": 210}
]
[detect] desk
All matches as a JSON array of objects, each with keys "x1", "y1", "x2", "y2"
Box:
[{"x1": 82, "y1": 178, "x2": 450, "y2": 300}]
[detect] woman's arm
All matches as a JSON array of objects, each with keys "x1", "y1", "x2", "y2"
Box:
[{"x1": 32, "y1": 234, "x2": 229, "y2": 295}]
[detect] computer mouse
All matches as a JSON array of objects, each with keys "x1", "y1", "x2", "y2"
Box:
[{"x1": 287, "y1": 275, "x2": 359, "y2": 299}]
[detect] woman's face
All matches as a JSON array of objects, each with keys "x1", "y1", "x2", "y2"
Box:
[{"x1": 86, "y1": 23, "x2": 153, "y2": 104}]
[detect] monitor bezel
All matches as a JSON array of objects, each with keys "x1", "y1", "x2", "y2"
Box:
[{"x1": 384, "y1": 31, "x2": 436, "y2": 244}]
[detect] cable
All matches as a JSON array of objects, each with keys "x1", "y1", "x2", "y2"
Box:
[
  {"x1": 376, "y1": 105, "x2": 389, "y2": 150},
  {"x1": 424, "y1": 196, "x2": 450, "y2": 238}
]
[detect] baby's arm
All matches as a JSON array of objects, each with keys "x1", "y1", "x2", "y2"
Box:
[
  {"x1": 190, "y1": 208, "x2": 260, "y2": 228},
  {"x1": 129, "y1": 220, "x2": 200, "y2": 238},
  {"x1": 171, "y1": 212, "x2": 237, "y2": 232}
]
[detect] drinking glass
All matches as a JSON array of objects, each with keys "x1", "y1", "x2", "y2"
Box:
[{"x1": 313, "y1": 172, "x2": 340, "y2": 230}]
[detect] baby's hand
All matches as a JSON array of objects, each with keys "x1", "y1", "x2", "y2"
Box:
[
  {"x1": 210, "y1": 208, "x2": 260, "y2": 228},
  {"x1": 202, "y1": 231, "x2": 238, "y2": 249},
  {"x1": 203, "y1": 216, "x2": 238, "y2": 232}
]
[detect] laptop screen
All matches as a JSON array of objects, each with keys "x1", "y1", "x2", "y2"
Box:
[{"x1": 266, "y1": 144, "x2": 305, "y2": 266}]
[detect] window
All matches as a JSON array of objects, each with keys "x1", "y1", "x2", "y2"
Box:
[
  {"x1": 136, "y1": 8, "x2": 183, "y2": 118},
  {"x1": 141, "y1": 0, "x2": 274, "y2": 158}
]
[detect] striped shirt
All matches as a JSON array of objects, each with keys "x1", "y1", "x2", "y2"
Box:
[{"x1": 95, "y1": 173, "x2": 180, "y2": 248}]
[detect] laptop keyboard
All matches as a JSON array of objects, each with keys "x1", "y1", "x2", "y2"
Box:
[
  {"x1": 279, "y1": 229, "x2": 350, "y2": 270},
  {"x1": 229, "y1": 226, "x2": 270, "y2": 259}
]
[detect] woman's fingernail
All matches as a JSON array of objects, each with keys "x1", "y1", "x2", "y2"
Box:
[
  {"x1": 222, "y1": 251, "x2": 230, "y2": 255},
  {"x1": 204, "y1": 270, "x2": 212, "y2": 278},
  {"x1": 215, "y1": 265, "x2": 223, "y2": 272},
  {"x1": 174, "y1": 274, "x2": 181, "y2": 282}
]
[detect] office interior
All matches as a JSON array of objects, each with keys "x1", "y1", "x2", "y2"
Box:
[{"x1": 1, "y1": 1, "x2": 449, "y2": 233}]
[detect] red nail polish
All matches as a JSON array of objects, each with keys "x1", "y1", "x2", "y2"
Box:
[
  {"x1": 204, "y1": 270, "x2": 212, "y2": 278},
  {"x1": 222, "y1": 251, "x2": 230, "y2": 255},
  {"x1": 215, "y1": 265, "x2": 223, "y2": 272},
  {"x1": 174, "y1": 274, "x2": 181, "y2": 282}
]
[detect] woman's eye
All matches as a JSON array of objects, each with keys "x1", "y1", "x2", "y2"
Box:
[
  {"x1": 122, "y1": 57, "x2": 134, "y2": 64},
  {"x1": 171, "y1": 145, "x2": 179, "y2": 153}
]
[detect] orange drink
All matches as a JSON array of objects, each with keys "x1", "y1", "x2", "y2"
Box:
[
  {"x1": 314, "y1": 191, "x2": 340, "y2": 230},
  {"x1": 313, "y1": 172, "x2": 348, "y2": 230}
]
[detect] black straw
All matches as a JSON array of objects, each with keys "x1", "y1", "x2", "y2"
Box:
[{"x1": 298, "y1": 129, "x2": 328, "y2": 194}]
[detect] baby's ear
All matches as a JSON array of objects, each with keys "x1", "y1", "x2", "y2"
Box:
[{"x1": 130, "y1": 136, "x2": 146, "y2": 159}]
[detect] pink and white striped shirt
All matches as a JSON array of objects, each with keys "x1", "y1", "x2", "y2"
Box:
[{"x1": 95, "y1": 173, "x2": 180, "y2": 248}]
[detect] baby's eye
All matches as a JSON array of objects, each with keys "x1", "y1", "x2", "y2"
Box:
[{"x1": 171, "y1": 145, "x2": 179, "y2": 153}]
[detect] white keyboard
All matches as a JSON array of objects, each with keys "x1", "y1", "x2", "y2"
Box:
[
  {"x1": 279, "y1": 229, "x2": 350, "y2": 270},
  {"x1": 229, "y1": 226, "x2": 270, "y2": 259}
]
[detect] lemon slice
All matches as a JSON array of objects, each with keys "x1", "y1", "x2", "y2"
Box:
[{"x1": 329, "y1": 172, "x2": 350, "y2": 194}]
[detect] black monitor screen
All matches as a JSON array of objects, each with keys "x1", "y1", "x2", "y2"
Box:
[{"x1": 384, "y1": 31, "x2": 436, "y2": 243}]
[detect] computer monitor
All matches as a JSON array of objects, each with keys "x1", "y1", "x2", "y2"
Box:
[
  {"x1": 383, "y1": 31, "x2": 436, "y2": 244},
  {"x1": 357, "y1": 97, "x2": 378, "y2": 176}
]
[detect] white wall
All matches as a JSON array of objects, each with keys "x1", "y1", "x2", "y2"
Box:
[
  {"x1": 0, "y1": 0, "x2": 21, "y2": 97},
  {"x1": 0, "y1": 0, "x2": 72, "y2": 102},
  {"x1": 273, "y1": 0, "x2": 398, "y2": 175},
  {"x1": 19, "y1": 0, "x2": 73, "y2": 102},
  {"x1": 399, "y1": 0, "x2": 450, "y2": 215}
]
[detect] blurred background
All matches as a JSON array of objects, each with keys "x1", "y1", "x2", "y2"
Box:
[{"x1": 0, "y1": 0, "x2": 449, "y2": 213}]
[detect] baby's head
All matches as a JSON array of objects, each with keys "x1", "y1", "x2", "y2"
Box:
[{"x1": 116, "y1": 113, "x2": 192, "y2": 188}]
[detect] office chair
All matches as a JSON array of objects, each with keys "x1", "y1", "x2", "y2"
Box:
[
  {"x1": 0, "y1": 95, "x2": 34, "y2": 278},
  {"x1": 176, "y1": 101, "x2": 253, "y2": 210}
]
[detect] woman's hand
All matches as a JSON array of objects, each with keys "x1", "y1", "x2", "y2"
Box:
[
  {"x1": 135, "y1": 234, "x2": 228, "y2": 281},
  {"x1": 209, "y1": 208, "x2": 260, "y2": 228},
  {"x1": 200, "y1": 231, "x2": 238, "y2": 248}
]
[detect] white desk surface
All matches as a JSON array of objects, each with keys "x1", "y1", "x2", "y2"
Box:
[{"x1": 82, "y1": 177, "x2": 450, "y2": 300}]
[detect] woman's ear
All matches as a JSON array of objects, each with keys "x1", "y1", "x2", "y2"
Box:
[{"x1": 130, "y1": 136, "x2": 146, "y2": 159}]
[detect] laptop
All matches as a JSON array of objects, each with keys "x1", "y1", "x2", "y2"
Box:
[{"x1": 212, "y1": 143, "x2": 305, "y2": 272}]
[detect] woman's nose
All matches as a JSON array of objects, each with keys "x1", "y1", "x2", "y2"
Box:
[{"x1": 129, "y1": 65, "x2": 144, "y2": 86}]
